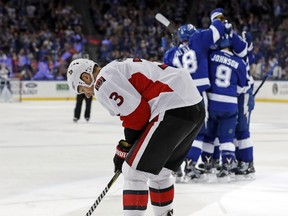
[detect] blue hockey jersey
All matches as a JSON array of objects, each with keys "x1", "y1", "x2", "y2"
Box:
[
  {"x1": 164, "y1": 20, "x2": 225, "y2": 93},
  {"x1": 207, "y1": 49, "x2": 248, "y2": 112},
  {"x1": 231, "y1": 32, "x2": 248, "y2": 58}
]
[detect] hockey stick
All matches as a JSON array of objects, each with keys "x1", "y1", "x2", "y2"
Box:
[
  {"x1": 155, "y1": 13, "x2": 177, "y2": 46},
  {"x1": 85, "y1": 170, "x2": 121, "y2": 216},
  {"x1": 253, "y1": 62, "x2": 278, "y2": 97}
]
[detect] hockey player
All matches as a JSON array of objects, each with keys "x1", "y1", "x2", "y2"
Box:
[
  {"x1": 66, "y1": 58, "x2": 205, "y2": 216},
  {"x1": 210, "y1": 8, "x2": 248, "y2": 58},
  {"x1": 0, "y1": 63, "x2": 12, "y2": 102},
  {"x1": 73, "y1": 93, "x2": 93, "y2": 122},
  {"x1": 234, "y1": 31, "x2": 256, "y2": 179},
  {"x1": 202, "y1": 34, "x2": 248, "y2": 181},
  {"x1": 163, "y1": 18, "x2": 226, "y2": 182},
  {"x1": 201, "y1": 8, "x2": 249, "y2": 171}
]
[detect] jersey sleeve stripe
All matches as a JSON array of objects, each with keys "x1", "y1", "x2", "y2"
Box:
[{"x1": 120, "y1": 97, "x2": 150, "y2": 130}]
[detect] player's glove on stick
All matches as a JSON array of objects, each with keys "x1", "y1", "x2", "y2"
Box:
[{"x1": 113, "y1": 140, "x2": 132, "y2": 173}]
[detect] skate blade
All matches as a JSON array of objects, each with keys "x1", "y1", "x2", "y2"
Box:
[
  {"x1": 174, "y1": 176, "x2": 183, "y2": 183},
  {"x1": 235, "y1": 173, "x2": 255, "y2": 181},
  {"x1": 217, "y1": 175, "x2": 232, "y2": 183},
  {"x1": 182, "y1": 175, "x2": 202, "y2": 183},
  {"x1": 202, "y1": 173, "x2": 218, "y2": 183}
]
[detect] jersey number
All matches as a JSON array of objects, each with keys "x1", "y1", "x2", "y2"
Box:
[
  {"x1": 109, "y1": 92, "x2": 124, "y2": 106},
  {"x1": 172, "y1": 50, "x2": 198, "y2": 73},
  {"x1": 215, "y1": 65, "x2": 232, "y2": 87}
]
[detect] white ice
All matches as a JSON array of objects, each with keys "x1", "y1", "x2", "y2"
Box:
[{"x1": 0, "y1": 100, "x2": 288, "y2": 216}]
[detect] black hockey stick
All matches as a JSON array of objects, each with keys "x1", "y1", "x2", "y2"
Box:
[
  {"x1": 155, "y1": 13, "x2": 177, "y2": 46},
  {"x1": 253, "y1": 62, "x2": 278, "y2": 97},
  {"x1": 85, "y1": 170, "x2": 121, "y2": 216}
]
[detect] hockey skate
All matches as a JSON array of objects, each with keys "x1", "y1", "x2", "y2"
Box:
[
  {"x1": 217, "y1": 160, "x2": 234, "y2": 183},
  {"x1": 212, "y1": 159, "x2": 221, "y2": 171},
  {"x1": 200, "y1": 158, "x2": 218, "y2": 183},
  {"x1": 167, "y1": 209, "x2": 173, "y2": 215},
  {"x1": 183, "y1": 159, "x2": 201, "y2": 183},
  {"x1": 172, "y1": 166, "x2": 183, "y2": 183},
  {"x1": 235, "y1": 161, "x2": 255, "y2": 180}
]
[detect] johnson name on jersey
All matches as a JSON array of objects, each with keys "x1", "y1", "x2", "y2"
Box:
[{"x1": 208, "y1": 50, "x2": 248, "y2": 112}]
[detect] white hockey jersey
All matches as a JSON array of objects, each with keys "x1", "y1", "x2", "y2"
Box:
[{"x1": 94, "y1": 58, "x2": 202, "y2": 130}]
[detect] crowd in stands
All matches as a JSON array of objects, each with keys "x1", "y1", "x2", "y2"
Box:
[
  {"x1": 0, "y1": 0, "x2": 85, "y2": 81},
  {"x1": 92, "y1": 0, "x2": 288, "y2": 80},
  {"x1": 90, "y1": 0, "x2": 189, "y2": 65},
  {"x1": 0, "y1": 0, "x2": 288, "y2": 81}
]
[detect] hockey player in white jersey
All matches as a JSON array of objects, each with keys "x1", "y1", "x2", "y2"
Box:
[{"x1": 67, "y1": 57, "x2": 205, "y2": 216}]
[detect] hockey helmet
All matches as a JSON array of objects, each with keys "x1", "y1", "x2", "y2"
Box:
[
  {"x1": 217, "y1": 34, "x2": 232, "y2": 49},
  {"x1": 210, "y1": 8, "x2": 225, "y2": 22},
  {"x1": 67, "y1": 58, "x2": 98, "y2": 94},
  {"x1": 177, "y1": 24, "x2": 197, "y2": 42}
]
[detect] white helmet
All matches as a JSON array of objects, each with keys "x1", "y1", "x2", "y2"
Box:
[{"x1": 67, "y1": 58, "x2": 98, "y2": 94}]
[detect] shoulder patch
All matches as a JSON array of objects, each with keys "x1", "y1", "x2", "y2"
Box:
[{"x1": 95, "y1": 76, "x2": 106, "y2": 91}]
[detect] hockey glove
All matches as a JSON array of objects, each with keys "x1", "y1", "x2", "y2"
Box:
[
  {"x1": 113, "y1": 140, "x2": 132, "y2": 173},
  {"x1": 224, "y1": 20, "x2": 233, "y2": 37},
  {"x1": 242, "y1": 31, "x2": 253, "y2": 51}
]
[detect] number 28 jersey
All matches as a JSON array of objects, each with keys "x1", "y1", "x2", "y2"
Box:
[
  {"x1": 94, "y1": 58, "x2": 202, "y2": 131},
  {"x1": 164, "y1": 20, "x2": 225, "y2": 93}
]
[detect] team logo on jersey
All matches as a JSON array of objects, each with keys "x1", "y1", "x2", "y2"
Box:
[{"x1": 95, "y1": 76, "x2": 106, "y2": 91}]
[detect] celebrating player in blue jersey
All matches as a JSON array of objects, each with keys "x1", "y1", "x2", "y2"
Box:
[
  {"x1": 210, "y1": 8, "x2": 248, "y2": 58},
  {"x1": 202, "y1": 34, "x2": 248, "y2": 181},
  {"x1": 199, "y1": 8, "x2": 252, "y2": 174},
  {"x1": 163, "y1": 18, "x2": 227, "y2": 182},
  {"x1": 234, "y1": 31, "x2": 256, "y2": 179}
]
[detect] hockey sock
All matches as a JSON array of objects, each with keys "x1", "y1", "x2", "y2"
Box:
[
  {"x1": 149, "y1": 185, "x2": 174, "y2": 216},
  {"x1": 123, "y1": 189, "x2": 148, "y2": 216}
]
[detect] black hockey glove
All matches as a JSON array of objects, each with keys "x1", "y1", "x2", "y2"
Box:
[{"x1": 113, "y1": 140, "x2": 132, "y2": 173}]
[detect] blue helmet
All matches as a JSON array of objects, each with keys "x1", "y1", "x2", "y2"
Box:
[
  {"x1": 210, "y1": 8, "x2": 225, "y2": 21},
  {"x1": 177, "y1": 24, "x2": 197, "y2": 42},
  {"x1": 217, "y1": 34, "x2": 231, "y2": 49}
]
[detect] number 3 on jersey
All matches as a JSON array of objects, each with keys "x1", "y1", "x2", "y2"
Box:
[
  {"x1": 109, "y1": 92, "x2": 124, "y2": 106},
  {"x1": 172, "y1": 50, "x2": 198, "y2": 74}
]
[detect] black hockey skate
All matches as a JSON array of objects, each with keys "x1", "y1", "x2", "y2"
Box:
[
  {"x1": 172, "y1": 166, "x2": 183, "y2": 183},
  {"x1": 183, "y1": 159, "x2": 201, "y2": 183},
  {"x1": 217, "y1": 158, "x2": 234, "y2": 183},
  {"x1": 167, "y1": 209, "x2": 173, "y2": 215},
  {"x1": 235, "y1": 161, "x2": 255, "y2": 180}
]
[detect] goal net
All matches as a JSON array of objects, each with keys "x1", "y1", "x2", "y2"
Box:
[{"x1": 0, "y1": 78, "x2": 22, "y2": 102}]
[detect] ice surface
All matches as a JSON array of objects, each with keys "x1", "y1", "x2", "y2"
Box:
[{"x1": 0, "y1": 101, "x2": 288, "y2": 216}]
